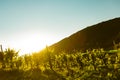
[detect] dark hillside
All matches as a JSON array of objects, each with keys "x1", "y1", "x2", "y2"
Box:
[{"x1": 49, "y1": 18, "x2": 120, "y2": 53}]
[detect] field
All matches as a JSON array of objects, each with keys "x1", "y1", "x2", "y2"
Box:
[{"x1": 0, "y1": 48, "x2": 120, "y2": 80}]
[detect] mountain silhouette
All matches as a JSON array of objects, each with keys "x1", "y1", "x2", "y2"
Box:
[{"x1": 49, "y1": 18, "x2": 120, "y2": 53}]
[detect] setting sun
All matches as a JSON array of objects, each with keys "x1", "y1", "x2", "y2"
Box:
[{"x1": 2, "y1": 32, "x2": 59, "y2": 56}]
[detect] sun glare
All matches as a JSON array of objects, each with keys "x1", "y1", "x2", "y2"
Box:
[{"x1": 3, "y1": 33, "x2": 58, "y2": 56}]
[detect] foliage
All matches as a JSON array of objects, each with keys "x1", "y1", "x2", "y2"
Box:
[{"x1": 0, "y1": 47, "x2": 120, "y2": 80}]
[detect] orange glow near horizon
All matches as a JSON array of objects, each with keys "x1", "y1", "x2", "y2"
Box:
[{"x1": 2, "y1": 32, "x2": 59, "y2": 56}]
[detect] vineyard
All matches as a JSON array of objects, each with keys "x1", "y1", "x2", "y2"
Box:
[{"x1": 0, "y1": 48, "x2": 120, "y2": 80}]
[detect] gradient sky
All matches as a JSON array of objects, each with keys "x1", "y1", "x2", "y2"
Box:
[{"x1": 0, "y1": 0, "x2": 120, "y2": 55}]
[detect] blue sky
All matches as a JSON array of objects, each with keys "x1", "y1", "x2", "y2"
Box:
[{"x1": 0, "y1": 0, "x2": 120, "y2": 54}]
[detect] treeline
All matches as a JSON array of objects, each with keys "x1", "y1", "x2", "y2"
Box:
[{"x1": 0, "y1": 47, "x2": 120, "y2": 80}]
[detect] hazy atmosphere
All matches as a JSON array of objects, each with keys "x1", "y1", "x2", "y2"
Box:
[
  {"x1": 0, "y1": 0, "x2": 120, "y2": 55},
  {"x1": 0, "y1": 0, "x2": 120, "y2": 80}
]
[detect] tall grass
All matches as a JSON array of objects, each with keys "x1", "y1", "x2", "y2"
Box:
[{"x1": 0, "y1": 48, "x2": 120, "y2": 80}]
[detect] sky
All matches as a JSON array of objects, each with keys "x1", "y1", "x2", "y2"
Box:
[{"x1": 0, "y1": 0, "x2": 120, "y2": 55}]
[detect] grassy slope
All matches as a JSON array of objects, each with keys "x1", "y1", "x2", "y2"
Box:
[{"x1": 49, "y1": 18, "x2": 120, "y2": 53}]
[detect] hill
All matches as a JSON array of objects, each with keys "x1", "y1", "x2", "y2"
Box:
[{"x1": 48, "y1": 18, "x2": 120, "y2": 53}]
